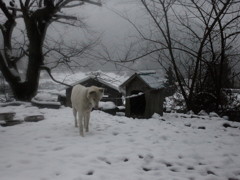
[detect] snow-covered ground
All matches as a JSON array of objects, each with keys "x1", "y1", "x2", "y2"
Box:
[{"x1": 0, "y1": 105, "x2": 240, "y2": 180}]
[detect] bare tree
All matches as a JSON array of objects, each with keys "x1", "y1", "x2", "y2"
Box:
[
  {"x1": 115, "y1": 0, "x2": 240, "y2": 113},
  {"x1": 0, "y1": 0, "x2": 101, "y2": 101}
]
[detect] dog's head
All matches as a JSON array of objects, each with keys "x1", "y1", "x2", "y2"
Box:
[{"x1": 87, "y1": 86, "x2": 104, "y2": 109}]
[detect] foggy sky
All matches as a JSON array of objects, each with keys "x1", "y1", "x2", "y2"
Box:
[
  {"x1": 47, "y1": 0, "x2": 163, "y2": 74},
  {"x1": 0, "y1": 0, "x2": 164, "y2": 75}
]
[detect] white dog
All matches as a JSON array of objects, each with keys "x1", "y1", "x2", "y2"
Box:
[{"x1": 71, "y1": 84, "x2": 104, "y2": 136}]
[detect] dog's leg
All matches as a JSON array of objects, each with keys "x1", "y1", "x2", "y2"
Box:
[
  {"x1": 78, "y1": 113, "x2": 84, "y2": 137},
  {"x1": 83, "y1": 113, "x2": 87, "y2": 132},
  {"x1": 85, "y1": 112, "x2": 90, "y2": 132},
  {"x1": 73, "y1": 108, "x2": 78, "y2": 127}
]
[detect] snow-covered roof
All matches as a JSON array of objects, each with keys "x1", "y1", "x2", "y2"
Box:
[
  {"x1": 121, "y1": 71, "x2": 165, "y2": 90},
  {"x1": 137, "y1": 71, "x2": 165, "y2": 89},
  {"x1": 70, "y1": 76, "x2": 120, "y2": 91},
  {"x1": 44, "y1": 71, "x2": 129, "y2": 91}
]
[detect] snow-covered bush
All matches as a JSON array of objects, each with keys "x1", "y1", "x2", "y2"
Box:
[
  {"x1": 164, "y1": 89, "x2": 186, "y2": 113},
  {"x1": 222, "y1": 89, "x2": 240, "y2": 111}
]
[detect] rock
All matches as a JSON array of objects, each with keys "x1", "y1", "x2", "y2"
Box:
[
  {"x1": 24, "y1": 115, "x2": 44, "y2": 122},
  {"x1": 31, "y1": 99, "x2": 61, "y2": 109},
  {"x1": 190, "y1": 115, "x2": 200, "y2": 119},
  {"x1": 198, "y1": 110, "x2": 208, "y2": 116},
  {"x1": 1, "y1": 120, "x2": 22, "y2": 127},
  {"x1": 0, "y1": 101, "x2": 27, "y2": 107},
  {"x1": 222, "y1": 116, "x2": 229, "y2": 120},
  {"x1": 223, "y1": 123, "x2": 232, "y2": 128},
  {"x1": 185, "y1": 123, "x2": 191, "y2": 127},
  {"x1": 0, "y1": 112, "x2": 16, "y2": 121},
  {"x1": 209, "y1": 112, "x2": 219, "y2": 117},
  {"x1": 142, "y1": 167, "x2": 151, "y2": 172},
  {"x1": 222, "y1": 123, "x2": 238, "y2": 129},
  {"x1": 186, "y1": 110, "x2": 195, "y2": 115}
]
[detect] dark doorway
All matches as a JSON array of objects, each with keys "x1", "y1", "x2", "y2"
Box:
[{"x1": 130, "y1": 90, "x2": 146, "y2": 117}]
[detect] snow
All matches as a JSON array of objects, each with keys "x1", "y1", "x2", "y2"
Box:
[
  {"x1": 31, "y1": 93, "x2": 61, "y2": 107},
  {"x1": 138, "y1": 71, "x2": 165, "y2": 89},
  {"x1": 0, "y1": 105, "x2": 240, "y2": 180},
  {"x1": 198, "y1": 110, "x2": 209, "y2": 116},
  {"x1": 99, "y1": 101, "x2": 116, "y2": 110},
  {"x1": 34, "y1": 93, "x2": 59, "y2": 102},
  {"x1": 31, "y1": 98, "x2": 61, "y2": 106},
  {"x1": 125, "y1": 92, "x2": 144, "y2": 99}
]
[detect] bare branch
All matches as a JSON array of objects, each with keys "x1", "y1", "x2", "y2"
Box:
[
  {"x1": 62, "y1": 2, "x2": 84, "y2": 8},
  {"x1": 0, "y1": 0, "x2": 14, "y2": 20},
  {"x1": 40, "y1": 66, "x2": 72, "y2": 87},
  {"x1": 53, "y1": 14, "x2": 78, "y2": 20},
  {"x1": 56, "y1": 0, "x2": 101, "y2": 9}
]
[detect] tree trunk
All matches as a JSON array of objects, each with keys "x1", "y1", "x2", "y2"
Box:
[
  {"x1": 10, "y1": 81, "x2": 38, "y2": 101},
  {"x1": 1, "y1": 52, "x2": 42, "y2": 101},
  {"x1": 0, "y1": 26, "x2": 44, "y2": 101}
]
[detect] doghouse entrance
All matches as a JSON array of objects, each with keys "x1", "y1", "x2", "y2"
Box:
[{"x1": 130, "y1": 90, "x2": 146, "y2": 117}]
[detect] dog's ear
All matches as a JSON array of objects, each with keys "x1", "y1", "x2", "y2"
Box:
[
  {"x1": 87, "y1": 89, "x2": 96, "y2": 99},
  {"x1": 89, "y1": 90, "x2": 96, "y2": 95},
  {"x1": 99, "y1": 88, "x2": 104, "y2": 93}
]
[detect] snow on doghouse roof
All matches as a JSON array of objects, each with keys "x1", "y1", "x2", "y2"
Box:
[
  {"x1": 67, "y1": 71, "x2": 129, "y2": 91},
  {"x1": 70, "y1": 76, "x2": 120, "y2": 91},
  {"x1": 138, "y1": 71, "x2": 165, "y2": 89},
  {"x1": 121, "y1": 70, "x2": 165, "y2": 90}
]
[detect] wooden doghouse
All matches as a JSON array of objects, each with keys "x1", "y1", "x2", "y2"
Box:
[
  {"x1": 65, "y1": 76, "x2": 123, "y2": 107},
  {"x1": 120, "y1": 71, "x2": 165, "y2": 118}
]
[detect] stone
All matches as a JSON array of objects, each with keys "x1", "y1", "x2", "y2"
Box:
[
  {"x1": 24, "y1": 115, "x2": 44, "y2": 122},
  {"x1": 0, "y1": 112, "x2": 16, "y2": 121}
]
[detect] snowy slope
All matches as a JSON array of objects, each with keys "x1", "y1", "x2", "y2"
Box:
[{"x1": 0, "y1": 105, "x2": 240, "y2": 180}]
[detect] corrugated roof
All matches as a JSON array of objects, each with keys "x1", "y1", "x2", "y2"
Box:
[{"x1": 137, "y1": 71, "x2": 165, "y2": 89}]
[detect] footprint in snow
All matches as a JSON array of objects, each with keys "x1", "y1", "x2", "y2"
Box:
[
  {"x1": 160, "y1": 135, "x2": 168, "y2": 141},
  {"x1": 142, "y1": 167, "x2": 151, "y2": 172},
  {"x1": 55, "y1": 171, "x2": 61, "y2": 176},
  {"x1": 18, "y1": 159, "x2": 31, "y2": 165},
  {"x1": 206, "y1": 170, "x2": 216, "y2": 175},
  {"x1": 164, "y1": 162, "x2": 173, "y2": 167},
  {"x1": 53, "y1": 146, "x2": 65, "y2": 151},
  {"x1": 86, "y1": 170, "x2": 94, "y2": 175},
  {"x1": 44, "y1": 136, "x2": 52, "y2": 139},
  {"x1": 128, "y1": 138, "x2": 135, "y2": 143},
  {"x1": 98, "y1": 157, "x2": 111, "y2": 165},
  {"x1": 187, "y1": 166, "x2": 195, "y2": 170},
  {"x1": 121, "y1": 157, "x2": 129, "y2": 162},
  {"x1": 5, "y1": 164, "x2": 12, "y2": 168},
  {"x1": 170, "y1": 167, "x2": 180, "y2": 172},
  {"x1": 117, "y1": 120, "x2": 126, "y2": 124},
  {"x1": 178, "y1": 155, "x2": 184, "y2": 159},
  {"x1": 112, "y1": 132, "x2": 119, "y2": 136}
]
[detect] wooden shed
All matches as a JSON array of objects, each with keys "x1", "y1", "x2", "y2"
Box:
[
  {"x1": 65, "y1": 76, "x2": 123, "y2": 107},
  {"x1": 120, "y1": 71, "x2": 165, "y2": 118}
]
